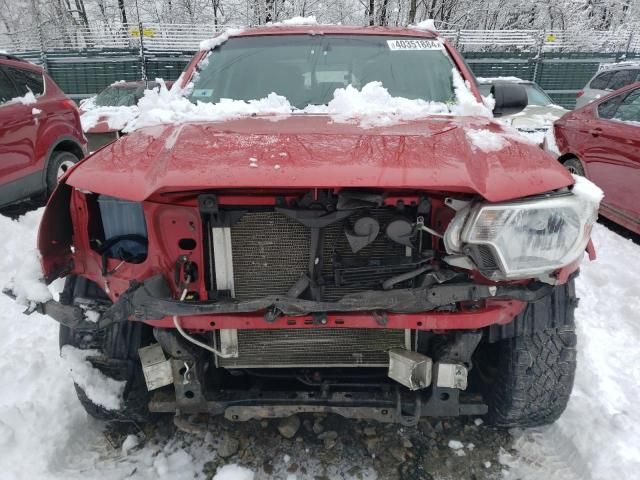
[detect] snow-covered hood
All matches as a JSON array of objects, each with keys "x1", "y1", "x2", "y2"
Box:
[{"x1": 66, "y1": 115, "x2": 573, "y2": 203}]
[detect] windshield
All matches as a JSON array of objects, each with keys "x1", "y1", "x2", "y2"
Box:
[
  {"x1": 190, "y1": 35, "x2": 457, "y2": 109},
  {"x1": 95, "y1": 85, "x2": 141, "y2": 107},
  {"x1": 478, "y1": 82, "x2": 554, "y2": 107},
  {"x1": 524, "y1": 84, "x2": 553, "y2": 106}
]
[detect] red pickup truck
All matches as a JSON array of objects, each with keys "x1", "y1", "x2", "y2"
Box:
[{"x1": 30, "y1": 26, "x2": 600, "y2": 429}]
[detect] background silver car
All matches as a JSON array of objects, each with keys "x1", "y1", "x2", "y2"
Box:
[
  {"x1": 478, "y1": 78, "x2": 568, "y2": 146},
  {"x1": 575, "y1": 61, "x2": 640, "y2": 108}
]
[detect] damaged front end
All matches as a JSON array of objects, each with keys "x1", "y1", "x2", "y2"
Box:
[{"x1": 29, "y1": 181, "x2": 597, "y2": 424}]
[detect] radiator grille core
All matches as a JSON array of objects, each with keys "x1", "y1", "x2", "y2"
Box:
[
  {"x1": 230, "y1": 212, "x2": 311, "y2": 300},
  {"x1": 217, "y1": 328, "x2": 407, "y2": 368}
]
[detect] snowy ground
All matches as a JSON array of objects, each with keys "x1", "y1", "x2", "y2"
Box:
[{"x1": 0, "y1": 209, "x2": 638, "y2": 480}]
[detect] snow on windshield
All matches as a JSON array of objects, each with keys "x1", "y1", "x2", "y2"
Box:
[
  {"x1": 114, "y1": 27, "x2": 494, "y2": 131},
  {"x1": 81, "y1": 104, "x2": 139, "y2": 132},
  {"x1": 122, "y1": 68, "x2": 490, "y2": 132}
]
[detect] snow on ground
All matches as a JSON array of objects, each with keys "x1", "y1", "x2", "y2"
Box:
[
  {"x1": 0, "y1": 209, "x2": 638, "y2": 479},
  {"x1": 500, "y1": 224, "x2": 640, "y2": 479}
]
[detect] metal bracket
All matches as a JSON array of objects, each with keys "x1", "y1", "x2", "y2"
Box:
[
  {"x1": 444, "y1": 197, "x2": 472, "y2": 211},
  {"x1": 138, "y1": 343, "x2": 173, "y2": 391}
]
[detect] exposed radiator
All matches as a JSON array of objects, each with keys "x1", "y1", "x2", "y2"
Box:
[
  {"x1": 217, "y1": 328, "x2": 408, "y2": 368},
  {"x1": 223, "y1": 209, "x2": 408, "y2": 302},
  {"x1": 230, "y1": 212, "x2": 311, "y2": 300}
]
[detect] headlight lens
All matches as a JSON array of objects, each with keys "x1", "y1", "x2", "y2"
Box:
[{"x1": 445, "y1": 192, "x2": 600, "y2": 279}]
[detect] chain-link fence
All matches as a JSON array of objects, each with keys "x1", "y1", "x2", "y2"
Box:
[{"x1": 1, "y1": 22, "x2": 637, "y2": 108}]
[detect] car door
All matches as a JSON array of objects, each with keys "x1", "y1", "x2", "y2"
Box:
[
  {"x1": 582, "y1": 87, "x2": 640, "y2": 221},
  {"x1": 0, "y1": 65, "x2": 40, "y2": 191}
]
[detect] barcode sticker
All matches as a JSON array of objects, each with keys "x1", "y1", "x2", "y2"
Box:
[{"x1": 387, "y1": 39, "x2": 443, "y2": 50}]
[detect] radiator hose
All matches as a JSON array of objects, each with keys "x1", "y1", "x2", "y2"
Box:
[{"x1": 172, "y1": 284, "x2": 237, "y2": 358}]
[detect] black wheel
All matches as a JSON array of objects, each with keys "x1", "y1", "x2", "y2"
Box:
[
  {"x1": 58, "y1": 277, "x2": 151, "y2": 422},
  {"x1": 46, "y1": 150, "x2": 80, "y2": 194},
  {"x1": 563, "y1": 157, "x2": 585, "y2": 176},
  {"x1": 474, "y1": 280, "x2": 578, "y2": 427},
  {"x1": 60, "y1": 322, "x2": 151, "y2": 422}
]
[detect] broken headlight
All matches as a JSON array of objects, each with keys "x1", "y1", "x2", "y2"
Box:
[{"x1": 444, "y1": 191, "x2": 600, "y2": 280}]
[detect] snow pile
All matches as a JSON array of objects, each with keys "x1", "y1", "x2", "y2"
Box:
[
  {"x1": 79, "y1": 96, "x2": 96, "y2": 112},
  {"x1": 80, "y1": 105, "x2": 139, "y2": 132},
  {"x1": 280, "y1": 16, "x2": 318, "y2": 25},
  {"x1": 10, "y1": 90, "x2": 37, "y2": 105},
  {"x1": 212, "y1": 464, "x2": 255, "y2": 480},
  {"x1": 122, "y1": 434, "x2": 140, "y2": 455},
  {"x1": 0, "y1": 210, "x2": 51, "y2": 304},
  {"x1": 123, "y1": 66, "x2": 491, "y2": 131},
  {"x1": 32, "y1": 107, "x2": 42, "y2": 115},
  {"x1": 410, "y1": 19, "x2": 437, "y2": 31},
  {"x1": 476, "y1": 76, "x2": 526, "y2": 83},
  {"x1": 465, "y1": 128, "x2": 508, "y2": 152},
  {"x1": 304, "y1": 81, "x2": 450, "y2": 127},
  {"x1": 199, "y1": 27, "x2": 245, "y2": 51},
  {"x1": 60, "y1": 346, "x2": 125, "y2": 410},
  {"x1": 450, "y1": 69, "x2": 492, "y2": 117},
  {"x1": 126, "y1": 81, "x2": 293, "y2": 131},
  {"x1": 543, "y1": 127, "x2": 560, "y2": 155},
  {"x1": 571, "y1": 173, "x2": 604, "y2": 204}
]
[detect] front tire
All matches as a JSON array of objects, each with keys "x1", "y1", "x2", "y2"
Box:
[
  {"x1": 46, "y1": 150, "x2": 80, "y2": 194},
  {"x1": 60, "y1": 318, "x2": 151, "y2": 422},
  {"x1": 475, "y1": 281, "x2": 578, "y2": 427},
  {"x1": 563, "y1": 157, "x2": 585, "y2": 176}
]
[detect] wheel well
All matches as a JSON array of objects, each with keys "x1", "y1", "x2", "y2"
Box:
[
  {"x1": 52, "y1": 140, "x2": 84, "y2": 161},
  {"x1": 557, "y1": 153, "x2": 578, "y2": 165}
]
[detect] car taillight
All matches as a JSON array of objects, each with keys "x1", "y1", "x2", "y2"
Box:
[
  {"x1": 61, "y1": 99, "x2": 79, "y2": 111},
  {"x1": 576, "y1": 91, "x2": 584, "y2": 98}
]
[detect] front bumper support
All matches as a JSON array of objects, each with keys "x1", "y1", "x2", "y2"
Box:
[
  {"x1": 103, "y1": 274, "x2": 553, "y2": 324},
  {"x1": 149, "y1": 387, "x2": 487, "y2": 425}
]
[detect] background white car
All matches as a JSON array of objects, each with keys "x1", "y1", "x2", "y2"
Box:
[
  {"x1": 575, "y1": 61, "x2": 640, "y2": 108},
  {"x1": 478, "y1": 77, "x2": 568, "y2": 146}
]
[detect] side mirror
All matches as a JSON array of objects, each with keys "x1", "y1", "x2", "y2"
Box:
[{"x1": 491, "y1": 83, "x2": 528, "y2": 117}]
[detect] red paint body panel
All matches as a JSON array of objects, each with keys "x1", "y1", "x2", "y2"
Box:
[
  {"x1": 144, "y1": 301, "x2": 525, "y2": 331},
  {"x1": 67, "y1": 116, "x2": 572, "y2": 203},
  {"x1": 0, "y1": 58, "x2": 86, "y2": 206},
  {"x1": 555, "y1": 82, "x2": 640, "y2": 234}
]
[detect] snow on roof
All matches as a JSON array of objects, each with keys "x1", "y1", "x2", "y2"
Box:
[
  {"x1": 199, "y1": 27, "x2": 245, "y2": 51},
  {"x1": 476, "y1": 76, "x2": 527, "y2": 83},
  {"x1": 599, "y1": 60, "x2": 640, "y2": 72},
  {"x1": 410, "y1": 19, "x2": 437, "y2": 32},
  {"x1": 280, "y1": 16, "x2": 318, "y2": 25}
]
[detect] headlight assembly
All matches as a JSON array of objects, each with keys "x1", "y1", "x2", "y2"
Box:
[{"x1": 444, "y1": 185, "x2": 601, "y2": 280}]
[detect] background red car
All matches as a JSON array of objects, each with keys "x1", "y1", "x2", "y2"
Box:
[
  {"x1": 80, "y1": 80, "x2": 173, "y2": 152},
  {"x1": 555, "y1": 81, "x2": 640, "y2": 234},
  {"x1": 0, "y1": 54, "x2": 86, "y2": 209}
]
